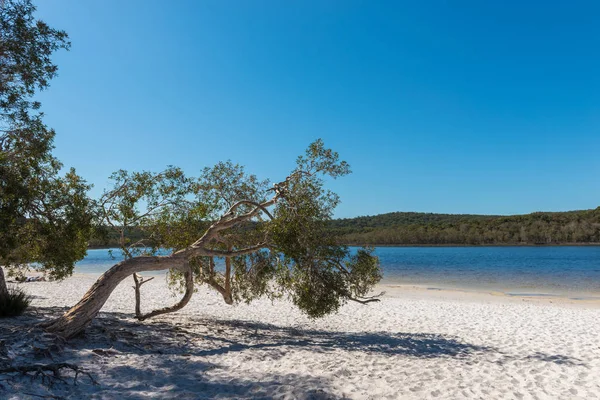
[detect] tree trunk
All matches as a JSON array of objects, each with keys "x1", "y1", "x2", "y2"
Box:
[
  {"x1": 42, "y1": 255, "x2": 186, "y2": 339},
  {"x1": 0, "y1": 267, "x2": 8, "y2": 299},
  {"x1": 136, "y1": 264, "x2": 194, "y2": 321},
  {"x1": 132, "y1": 273, "x2": 155, "y2": 317},
  {"x1": 223, "y1": 243, "x2": 233, "y2": 304},
  {"x1": 133, "y1": 273, "x2": 142, "y2": 316},
  {"x1": 224, "y1": 255, "x2": 233, "y2": 304},
  {"x1": 41, "y1": 197, "x2": 274, "y2": 339}
]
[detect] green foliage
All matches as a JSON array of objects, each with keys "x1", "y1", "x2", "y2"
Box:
[
  {"x1": 230, "y1": 251, "x2": 284, "y2": 303},
  {"x1": 103, "y1": 140, "x2": 381, "y2": 319},
  {"x1": 344, "y1": 247, "x2": 382, "y2": 296},
  {"x1": 0, "y1": 287, "x2": 32, "y2": 317},
  {"x1": 0, "y1": 0, "x2": 94, "y2": 281},
  {"x1": 330, "y1": 212, "x2": 496, "y2": 231},
  {"x1": 266, "y1": 141, "x2": 379, "y2": 317},
  {"x1": 196, "y1": 160, "x2": 270, "y2": 219},
  {"x1": 97, "y1": 166, "x2": 201, "y2": 258}
]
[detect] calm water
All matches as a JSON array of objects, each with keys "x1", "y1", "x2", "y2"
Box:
[
  {"x1": 373, "y1": 246, "x2": 600, "y2": 296},
  {"x1": 77, "y1": 246, "x2": 600, "y2": 296}
]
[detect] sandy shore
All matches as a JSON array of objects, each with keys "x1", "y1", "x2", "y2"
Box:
[{"x1": 1, "y1": 274, "x2": 599, "y2": 399}]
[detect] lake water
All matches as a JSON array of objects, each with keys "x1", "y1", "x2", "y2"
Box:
[
  {"x1": 77, "y1": 246, "x2": 600, "y2": 297},
  {"x1": 373, "y1": 246, "x2": 600, "y2": 297}
]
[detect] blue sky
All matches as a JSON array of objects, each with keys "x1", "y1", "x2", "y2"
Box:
[{"x1": 34, "y1": 1, "x2": 600, "y2": 218}]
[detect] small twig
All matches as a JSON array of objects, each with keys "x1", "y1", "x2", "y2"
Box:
[
  {"x1": 131, "y1": 275, "x2": 154, "y2": 289},
  {"x1": 139, "y1": 276, "x2": 155, "y2": 286},
  {"x1": 363, "y1": 291, "x2": 386, "y2": 299}
]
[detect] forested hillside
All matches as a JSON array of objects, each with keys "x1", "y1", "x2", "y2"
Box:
[
  {"x1": 330, "y1": 209, "x2": 600, "y2": 245},
  {"x1": 90, "y1": 208, "x2": 600, "y2": 248}
]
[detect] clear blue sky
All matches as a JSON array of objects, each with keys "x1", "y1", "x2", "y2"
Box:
[{"x1": 34, "y1": 1, "x2": 600, "y2": 218}]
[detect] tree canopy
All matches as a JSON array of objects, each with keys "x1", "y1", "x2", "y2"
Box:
[
  {"x1": 0, "y1": 0, "x2": 94, "y2": 295},
  {"x1": 44, "y1": 140, "x2": 381, "y2": 338}
]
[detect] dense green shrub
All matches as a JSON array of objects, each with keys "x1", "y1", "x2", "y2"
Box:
[{"x1": 0, "y1": 287, "x2": 32, "y2": 317}]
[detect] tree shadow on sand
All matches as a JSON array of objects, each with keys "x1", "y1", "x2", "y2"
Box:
[
  {"x1": 186, "y1": 318, "x2": 495, "y2": 359},
  {"x1": 52, "y1": 309, "x2": 494, "y2": 360},
  {"x1": 3, "y1": 306, "x2": 585, "y2": 364},
  {"x1": 100, "y1": 362, "x2": 346, "y2": 400},
  {"x1": 1, "y1": 309, "x2": 349, "y2": 399},
  {"x1": 0, "y1": 306, "x2": 587, "y2": 399}
]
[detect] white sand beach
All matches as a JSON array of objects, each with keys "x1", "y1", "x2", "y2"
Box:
[{"x1": 1, "y1": 274, "x2": 599, "y2": 399}]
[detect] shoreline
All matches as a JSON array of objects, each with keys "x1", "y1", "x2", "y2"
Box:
[
  {"x1": 12, "y1": 263, "x2": 600, "y2": 308},
  {"x1": 378, "y1": 283, "x2": 600, "y2": 308},
  {"x1": 343, "y1": 242, "x2": 600, "y2": 247},
  {"x1": 15, "y1": 271, "x2": 600, "y2": 309},
  {"x1": 87, "y1": 242, "x2": 600, "y2": 250},
  {"x1": 13, "y1": 268, "x2": 600, "y2": 306}
]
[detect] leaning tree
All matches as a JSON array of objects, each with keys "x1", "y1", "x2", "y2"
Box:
[
  {"x1": 0, "y1": 0, "x2": 94, "y2": 298},
  {"x1": 44, "y1": 140, "x2": 382, "y2": 338}
]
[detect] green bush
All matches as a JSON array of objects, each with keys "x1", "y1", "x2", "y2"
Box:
[{"x1": 0, "y1": 287, "x2": 32, "y2": 317}]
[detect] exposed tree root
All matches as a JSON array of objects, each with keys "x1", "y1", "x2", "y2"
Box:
[
  {"x1": 0, "y1": 363, "x2": 98, "y2": 387},
  {"x1": 22, "y1": 393, "x2": 65, "y2": 399}
]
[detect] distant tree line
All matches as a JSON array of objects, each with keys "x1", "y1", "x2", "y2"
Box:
[
  {"x1": 329, "y1": 209, "x2": 600, "y2": 245},
  {"x1": 91, "y1": 209, "x2": 600, "y2": 247},
  {"x1": 88, "y1": 226, "x2": 148, "y2": 248}
]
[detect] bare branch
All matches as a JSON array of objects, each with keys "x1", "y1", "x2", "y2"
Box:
[
  {"x1": 127, "y1": 239, "x2": 153, "y2": 251},
  {"x1": 229, "y1": 200, "x2": 275, "y2": 220},
  {"x1": 132, "y1": 273, "x2": 157, "y2": 315},
  {"x1": 348, "y1": 297, "x2": 381, "y2": 304},
  {"x1": 212, "y1": 198, "x2": 277, "y2": 232},
  {"x1": 136, "y1": 265, "x2": 193, "y2": 321},
  {"x1": 133, "y1": 273, "x2": 142, "y2": 316},
  {"x1": 347, "y1": 292, "x2": 385, "y2": 304},
  {"x1": 200, "y1": 243, "x2": 266, "y2": 257},
  {"x1": 205, "y1": 276, "x2": 228, "y2": 300},
  {"x1": 224, "y1": 244, "x2": 232, "y2": 304},
  {"x1": 139, "y1": 276, "x2": 155, "y2": 286},
  {"x1": 191, "y1": 197, "x2": 277, "y2": 247}
]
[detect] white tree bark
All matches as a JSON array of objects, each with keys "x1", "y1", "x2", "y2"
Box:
[{"x1": 0, "y1": 267, "x2": 8, "y2": 299}]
